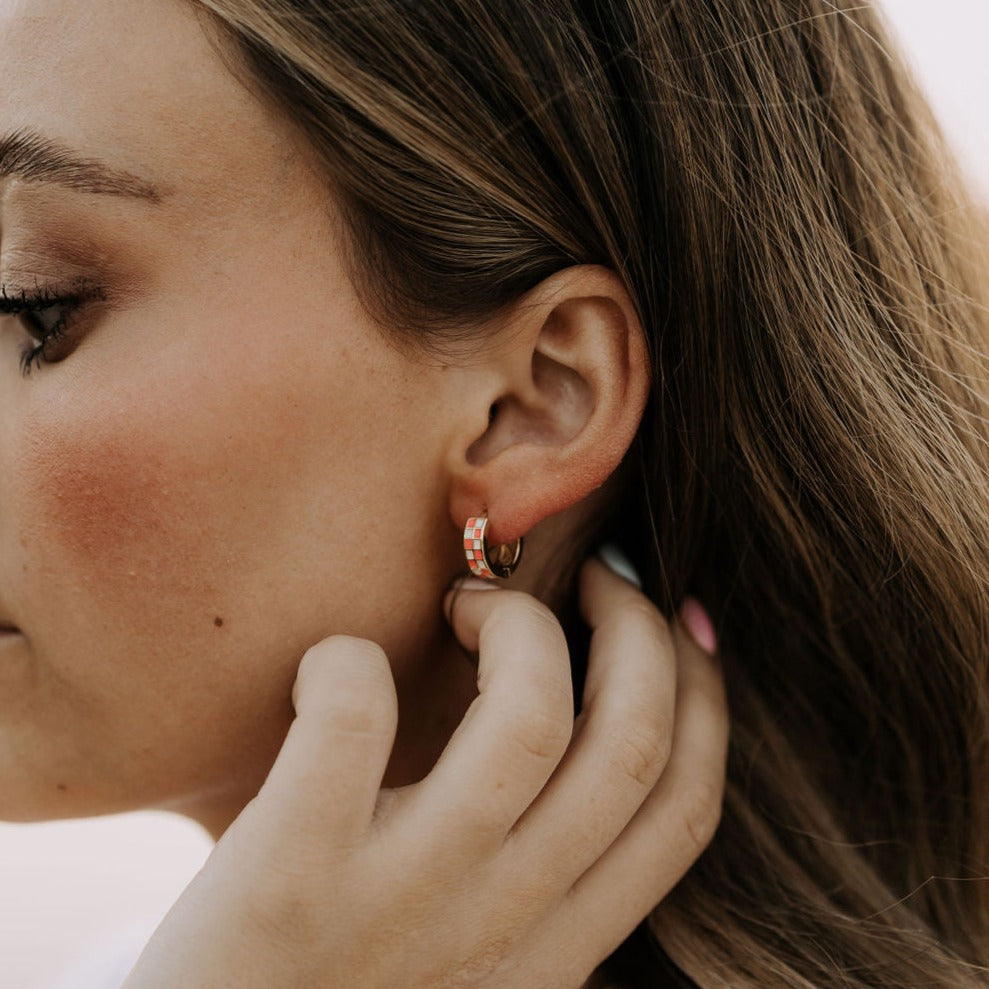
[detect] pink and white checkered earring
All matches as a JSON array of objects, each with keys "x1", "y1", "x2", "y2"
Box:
[{"x1": 463, "y1": 515, "x2": 523, "y2": 579}]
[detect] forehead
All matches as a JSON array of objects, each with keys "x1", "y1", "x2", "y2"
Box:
[{"x1": 0, "y1": 0, "x2": 301, "y2": 209}]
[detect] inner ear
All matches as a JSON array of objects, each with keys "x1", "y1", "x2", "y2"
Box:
[{"x1": 465, "y1": 350, "x2": 592, "y2": 466}]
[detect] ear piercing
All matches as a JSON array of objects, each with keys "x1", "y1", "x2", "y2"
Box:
[{"x1": 463, "y1": 515, "x2": 523, "y2": 579}]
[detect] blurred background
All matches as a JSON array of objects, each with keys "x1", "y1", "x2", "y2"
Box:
[
  {"x1": 1, "y1": 1, "x2": 987, "y2": 987},
  {"x1": 889, "y1": 0, "x2": 989, "y2": 200}
]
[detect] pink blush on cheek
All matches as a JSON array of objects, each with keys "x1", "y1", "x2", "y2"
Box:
[{"x1": 15, "y1": 423, "x2": 221, "y2": 620}]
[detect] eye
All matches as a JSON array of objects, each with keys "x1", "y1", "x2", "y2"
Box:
[
  {"x1": 0, "y1": 284, "x2": 97, "y2": 376},
  {"x1": 20, "y1": 299, "x2": 72, "y2": 341}
]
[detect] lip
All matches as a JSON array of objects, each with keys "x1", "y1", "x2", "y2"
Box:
[{"x1": 0, "y1": 623, "x2": 21, "y2": 635}]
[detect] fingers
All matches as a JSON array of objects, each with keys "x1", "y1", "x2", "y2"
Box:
[
  {"x1": 504, "y1": 558, "x2": 677, "y2": 882},
  {"x1": 552, "y1": 616, "x2": 728, "y2": 968},
  {"x1": 406, "y1": 583, "x2": 575, "y2": 852},
  {"x1": 254, "y1": 635, "x2": 398, "y2": 845}
]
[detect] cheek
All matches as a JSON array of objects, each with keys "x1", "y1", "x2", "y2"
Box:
[
  {"x1": 6, "y1": 323, "x2": 418, "y2": 638},
  {"x1": 0, "y1": 405, "x2": 302, "y2": 817},
  {"x1": 15, "y1": 416, "x2": 223, "y2": 624},
  {"x1": 4, "y1": 286, "x2": 449, "y2": 668},
  {"x1": 25, "y1": 434, "x2": 187, "y2": 565},
  {"x1": 7, "y1": 346, "x2": 281, "y2": 635}
]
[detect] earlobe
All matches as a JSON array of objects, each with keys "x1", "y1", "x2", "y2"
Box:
[{"x1": 447, "y1": 265, "x2": 650, "y2": 546}]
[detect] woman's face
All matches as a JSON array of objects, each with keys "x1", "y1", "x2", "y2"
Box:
[{"x1": 0, "y1": 0, "x2": 477, "y2": 830}]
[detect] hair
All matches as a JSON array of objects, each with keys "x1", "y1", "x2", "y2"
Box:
[{"x1": 193, "y1": 1, "x2": 989, "y2": 985}]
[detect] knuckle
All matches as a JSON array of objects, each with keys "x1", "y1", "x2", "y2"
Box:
[
  {"x1": 435, "y1": 934, "x2": 515, "y2": 989},
  {"x1": 678, "y1": 779, "x2": 724, "y2": 855},
  {"x1": 507, "y1": 704, "x2": 573, "y2": 764},
  {"x1": 609, "y1": 717, "x2": 671, "y2": 788},
  {"x1": 324, "y1": 698, "x2": 395, "y2": 741}
]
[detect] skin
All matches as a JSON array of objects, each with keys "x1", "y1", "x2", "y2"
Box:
[
  {"x1": 124, "y1": 567, "x2": 729, "y2": 988},
  {"x1": 0, "y1": 0, "x2": 656, "y2": 837},
  {"x1": 1, "y1": 1, "x2": 729, "y2": 983},
  {"x1": 0, "y1": 0, "x2": 488, "y2": 831}
]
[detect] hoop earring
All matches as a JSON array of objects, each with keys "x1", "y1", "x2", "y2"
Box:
[{"x1": 463, "y1": 515, "x2": 523, "y2": 579}]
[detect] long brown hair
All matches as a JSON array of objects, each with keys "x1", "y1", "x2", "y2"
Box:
[{"x1": 194, "y1": 1, "x2": 989, "y2": 984}]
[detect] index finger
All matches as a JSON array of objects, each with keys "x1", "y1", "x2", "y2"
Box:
[{"x1": 401, "y1": 585, "x2": 575, "y2": 856}]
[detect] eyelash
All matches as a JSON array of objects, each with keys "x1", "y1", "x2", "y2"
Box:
[{"x1": 0, "y1": 284, "x2": 100, "y2": 376}]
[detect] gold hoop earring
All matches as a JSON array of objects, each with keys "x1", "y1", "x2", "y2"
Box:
[{"x1": 463, "y1": 515, "x2": 523, "y2": 579}]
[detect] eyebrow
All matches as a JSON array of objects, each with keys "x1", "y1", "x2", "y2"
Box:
[{"x1": 0, "y1": 130, "x2": 164, "y2": 202}]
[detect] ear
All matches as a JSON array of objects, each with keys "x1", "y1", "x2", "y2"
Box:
[{"x1": 446, "y1": 265, "x2": 651, "y2": 546}]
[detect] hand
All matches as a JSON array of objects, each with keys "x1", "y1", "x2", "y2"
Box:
[{"x1": 124, "y1": 558, "x2": 728, "y2": 989}]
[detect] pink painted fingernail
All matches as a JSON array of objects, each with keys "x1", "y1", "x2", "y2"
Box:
[{"x1": 680, "y1": 597, "x2": 717, "y2": 654}]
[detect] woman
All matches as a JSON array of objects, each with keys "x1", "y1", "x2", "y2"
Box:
[{"x1": 2, "y1": 0, "x2": 987, "y2": 986}]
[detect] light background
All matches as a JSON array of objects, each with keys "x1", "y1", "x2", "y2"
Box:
[{"x1": 1, "y1": 2, "x2": 987, "y2": 987}]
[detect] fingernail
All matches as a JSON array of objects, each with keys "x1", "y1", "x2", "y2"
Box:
[
  {"x1": 443, "y1": 576, "x2": 499, "y2": 622},
  {"x1": 450, "y1": 576, "x2": 500, "y2": 593},
  {"x1": 680, "y1": 597, "x2": 717, "y2": 654},
  {"x1": 596, "y1": 542, "x2": 642, "y2": 588}
]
